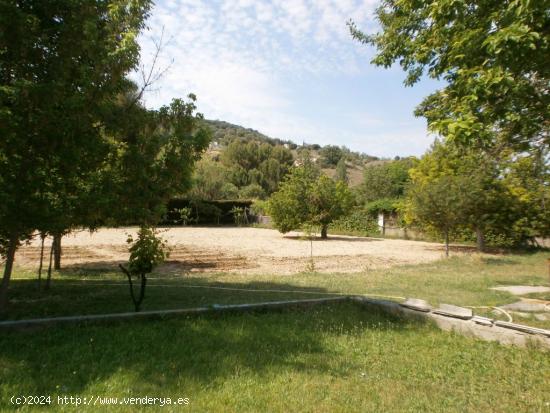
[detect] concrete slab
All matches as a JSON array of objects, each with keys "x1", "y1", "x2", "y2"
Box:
[
  {"x1": 472, "y1": 316, "x2": 493, "y2": 326},
  {"x1": 491, "y1": 285, "x2": 550, "y2": 295},
  {"x1": 494, "y1": 321, "x2": 550, "y2": 338},
  {"x1": 433, "y1": 304, "x2": 473, "y2": 319},
  {"x1": 400, "y1": 298, "x2": 432, "y2": 312}
]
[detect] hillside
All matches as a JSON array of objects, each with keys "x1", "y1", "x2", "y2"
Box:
[{"x1": 202, "y1": 119, "x2": 378, "y2": 188}]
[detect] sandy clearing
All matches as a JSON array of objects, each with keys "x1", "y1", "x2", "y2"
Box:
[{"x1": 17, "y1": 227, "x2": 452, "y2": 274}]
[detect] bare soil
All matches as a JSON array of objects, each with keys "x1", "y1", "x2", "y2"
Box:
[{"x1": 17, "y1": 227, "x2": 453, "y2": 275}]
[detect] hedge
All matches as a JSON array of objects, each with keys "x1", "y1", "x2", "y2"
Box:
[{"x1": 162, "y1": 199, "x2": 254, "y2": 225}]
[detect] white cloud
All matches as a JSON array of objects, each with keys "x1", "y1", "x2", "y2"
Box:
[{"x1": 133, "y1": 0, "x2": 434, "y2": 157}]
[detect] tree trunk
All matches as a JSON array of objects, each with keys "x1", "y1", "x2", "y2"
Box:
[
  {"x1": 37, "y1": 233, "x2": 46, "y2": 289},
  {"x1": 45, "y1": 242, "x2": 54, "y2": 291},
  {"x1": 0, "y1": 235, "x2": 19, "y2": 313},
  {"x1": 119, "y1": 265, "x2": 147, "y2": 312},
  {"x1": 320, "y1": 225, "x2": 328, "y2": 239},
  {"x1": 444, "y1": 230, "x2": 449, "y2": 257},
  {"x1": 136, "y1": 274, "x2": 147, "y2": 312},
  {"x1": 475, "y1": 228, "x2": 485, "y2": 252},
  {"x1": 53, "y1": 233, "x2": 62, "y2": 270}
]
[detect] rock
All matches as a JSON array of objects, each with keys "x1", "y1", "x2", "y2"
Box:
[
  {"x1": 494, "y1": 321, "x2": 550, "y2": 338},
  {"x1": 472, "y1": 316, "x2": 493, "y2": 326},
  {"x1": 433, "y1": 304, "x2": 473, "y2": 319},
  {"x1": 534, "y1": 313, "x2": 550, "y2": 321},
  {"x1": 491, "y1": 285, "x2": 550, "y2": 295},
  {"x1": 400, "y1": 298, "x2": 432, "y2": 312}
]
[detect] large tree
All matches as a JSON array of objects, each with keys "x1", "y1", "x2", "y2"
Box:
[
  {"x1": 406, "y1": 141, "x2": 543, "y2": 251},
  {"x1": 0, "y1": 0, "x2": 152, "y2": 311},
  {"x1": 360, "y1": 157, "x2": 417, "y2": 203},
  {"x1": 350, "y1": 0, "x2": 549, "y2": 153}
]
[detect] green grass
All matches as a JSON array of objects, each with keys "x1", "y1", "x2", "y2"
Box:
[
  {"x1": 3, "y1": 251, "x2": 549, "y2": 329},
  {"x1": 1, "y1": 302, "x2": 548, "y2": 412}
]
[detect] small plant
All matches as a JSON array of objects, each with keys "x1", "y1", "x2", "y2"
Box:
[
  {"x1": 175, "y1": 207, "x2": 194, "y2": 226},
  {"x1": 231, "y1": 206, "x2": 248, "y2": 226},
  {"x1": 119, "y1": 226, "x2": 168, "y2": 312},
  {"x1": 301, "y1": 223, "x2": 318, "y2": 273}
]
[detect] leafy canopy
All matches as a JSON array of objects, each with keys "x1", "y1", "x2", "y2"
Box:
[
  {"x1": 268, "y1": 163, "x2": 353, "y2": 237},
  {"x1": 350, "y1": 0, "x2": 549, "y2": 152}
]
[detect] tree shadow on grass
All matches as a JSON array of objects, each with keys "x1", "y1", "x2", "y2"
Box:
[
  {"x1": 0, "y1": 301, "x2": 418, "y2": 400},
  {"x1": 3, "y1": 277, "x2": 360, "y2": 321}
]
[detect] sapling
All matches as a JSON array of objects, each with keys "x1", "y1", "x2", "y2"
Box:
[
  {"x1": 119, "y1": 226, "x2": 168, "y2": 312},
  {"x1": 301, "y1": 223, "x2": 318, "y2": 273}
]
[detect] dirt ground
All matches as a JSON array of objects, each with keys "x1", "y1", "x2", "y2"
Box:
[{"x1": 17, "y1": 227, "x2": 454, "y2": 275}]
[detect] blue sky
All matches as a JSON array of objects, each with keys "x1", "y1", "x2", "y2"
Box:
[{"x1": 137, "y1": 0, "x2": 441, "y2": 158}]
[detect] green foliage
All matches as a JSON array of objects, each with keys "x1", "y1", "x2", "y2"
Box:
[
  {"x1": 268, "y1": 164, "x2": 353, "y2": 238},
  {"x1": 405, "y1": 141, "x2": 547, "y2": 250},
  {"x1": 121, "y1": 226, "x2": 168, "y2": 312},
  {"x1": 238, "y1": 184, "x2": 266, "y2": 200},
  {"x1": 406, "y1": 174, "x2": 466, "y2": 255},
  {"x1": 230, "y1": 206, "x2": 249, "y2": 226},
  {"x1": 165, "y1": 199, "x2": 252, "y2": 225},
  {"x1": 364, "y1": 198, "x2": 399, "y2": 215},
  {"x1": 360, "y1": 158, "x2": 417, "y2": 203},
  {"x1": 189, "y1": 159, "x2": 239, "y2": 200},
  {"x1": 190, "y1": 200, "x2": 223, "y2": 225},
  {"x1": 250, "y1": 200, "x2": 270, "y2": 218},
  {"x1": 174, "y1": 207, "x2": 194, "y2": 226},
  {"x1": 350, "y1": 0, "x2": 549, "y2": 153},
  {"x1": 319, "y1": 145, "x2": 344, "y2": 167},
  {"x1": 335, "y1": 158, "x2": 349, "y2": 183},
  {"x1": 218, "y1": 139, "x2": 294, "y2": 197},
  {"x1": 0, "y1": 0, "x2": 153, "y2": 309},
  {"x1": 331, "y1": 209, "x2": 379, "y2": 236},
  {"x1": 102, "y1": 93, "x2": 211, "y2": 225},
  {"x1": 126, "y1": 227, "x2": 168, "y2": 276}
]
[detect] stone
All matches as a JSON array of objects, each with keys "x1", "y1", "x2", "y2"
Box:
[
  {"x1": 534, "y1": 313, "x2": 550, "y2": 321},
  {"x1": 472, "y1": 316, "x2": 493, "y2": 326},
  {"x1": 491, "y1": 285, "x2": 550, "y2": 295},
  {"x1": 400, "y1": 298, "x2": 432, "y2": 312},
  {"x1": 494, "y1": 321, "x2": 550, "y2": 338},
  {"x1": 433, "y1": 304, "x2": 473, "y2": 319}
]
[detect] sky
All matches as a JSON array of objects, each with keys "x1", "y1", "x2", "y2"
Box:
[{"x1": 136, "y1": 0, "x2": 442, "y2": 158}]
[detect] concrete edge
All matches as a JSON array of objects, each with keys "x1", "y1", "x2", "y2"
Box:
[
  {"x1": 1, "y1": 295, "x2": 549, "y2": 350},
  {"x1": 351, "y1": 296, "x2": 550, "y2": 350}
]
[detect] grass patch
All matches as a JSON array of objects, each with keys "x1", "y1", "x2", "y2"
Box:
[
  {"x1": 1, "y1": 301, "x2": 548, "y2": 412},
  {"x1": 2, "y1": 251, "x2": 549, "y2": 329}
]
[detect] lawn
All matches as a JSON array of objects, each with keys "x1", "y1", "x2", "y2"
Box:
[
  {"x1": 3, "y1": 251, "x2": 549, "y2": 329},
  {"x1": 1, "y1": 301, "x2": 549, "y2": 412}
]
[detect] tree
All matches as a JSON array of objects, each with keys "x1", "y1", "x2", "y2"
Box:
[
  {"x1": 319, "y1": 145, "x2": 343, "y2": 167},
  {"x1": 360, "y1": 158, "x2": 416, "y2": 203},
  {"x1": 407, "y1": 141, "x2": 536, "y2": 251},
  {"x1": 0, "y1": 0, "x2": 152, "y2": 311},
  {"x1": 218, "y1": 139, "x2": 293, "y2": 196},
  {"x1": 99, "y1": 92, "x2": 211, "y2": 226},
  {"x1": 268, "y1": 164, "x2": 353, "y2": 239},
  {"x1": 350, "y1": 0, "x2": 549, "y2": 153},
  {"x1": 189, "y1": 159, "x2": 237, "y2": 200},
  {"x1": 119, "y1": 226, "x2": 168, "y2": 312},
  {"x1": 405, "y1": 175, "x2": 465, "y2": 256},
  {"x1": 335, "y1": 158, "x2": 349, "y2": 183}
]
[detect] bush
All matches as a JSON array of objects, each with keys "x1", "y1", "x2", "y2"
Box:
[
  {"x1": 164, "y1": 199, "x2": 254, "y2": 225},
  {"x1": 331, "y1": 209, "x2": 379, "y2": 236}
]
